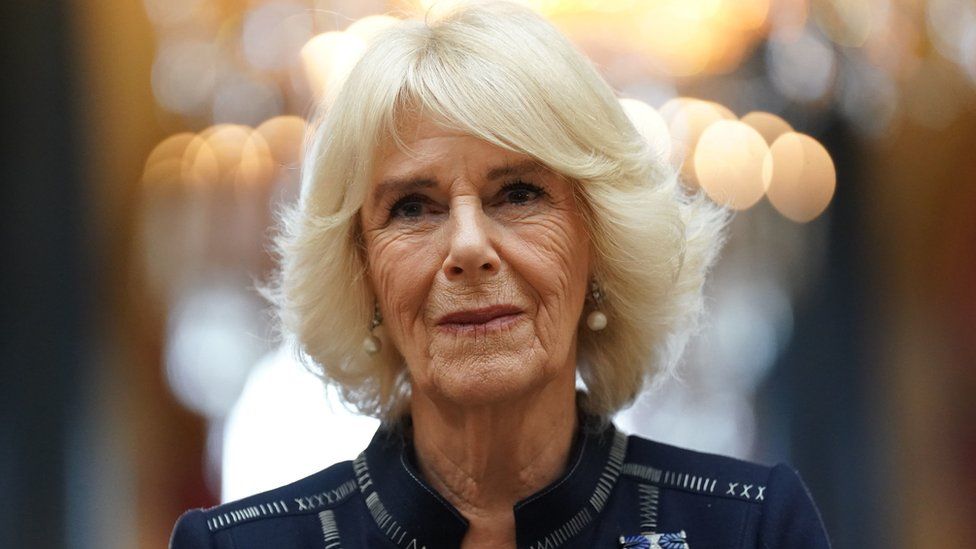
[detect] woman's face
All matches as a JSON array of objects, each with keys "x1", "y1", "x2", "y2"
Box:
[{"x1": 359, "y1": 116, "x2": 591, "y2": 408}]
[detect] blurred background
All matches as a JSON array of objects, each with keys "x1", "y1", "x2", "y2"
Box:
[{"x1": 2, "y1": 0, "x2": 975, "y2": 547}]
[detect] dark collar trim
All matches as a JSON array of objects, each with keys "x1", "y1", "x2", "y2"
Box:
[
  {"x1": 523, "y1": 430, "x2": 628, "y2": 549},
  {"x1": 358, "y1": 418, "x2": 627, "y2": 549},
  {"x1": 590, "y1": 430, "x2": 628, "y2": 510}
]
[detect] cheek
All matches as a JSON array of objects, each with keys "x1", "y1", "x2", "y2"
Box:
[
  {"x1": 506, "y1": 213, "x2": 590, "y2": 329},
  {"x1": 366, "y1": 232, "x2": 440, "y2": 338}
]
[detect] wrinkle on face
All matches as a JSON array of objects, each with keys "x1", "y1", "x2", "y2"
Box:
[{"x1": 359, "y1": 116, "x2": 592, "y2": 408}]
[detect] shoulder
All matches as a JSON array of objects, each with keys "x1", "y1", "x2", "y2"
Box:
[
  {"x1": 622, "y1": 434, "x2": 770, "y2": 503},
  {"x1": 169, "y1": 460, "x2": 358, "y2": 549},
  {"x1": 621, "y1": 434, "x2": 831, "y2": 548}
]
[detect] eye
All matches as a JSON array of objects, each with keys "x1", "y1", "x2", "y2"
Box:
[
  {"x1": 389, "y1": 193, "x2": 429, "y2": 219},
  {"x1": 500, "y1": 181, "x2": 546, "y2": 205}
]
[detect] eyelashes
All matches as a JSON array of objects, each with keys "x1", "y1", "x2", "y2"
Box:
[{"x1": 387, "y1": 180, "x2": 548, "y2": 221}]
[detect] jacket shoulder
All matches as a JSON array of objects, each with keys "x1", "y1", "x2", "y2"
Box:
[
  {"x1": 757, "y1": 463, "x2": 832, "y2": 548},
  {"x1": 622, "y1": 434, "x2": 770, "y2": 503},
  {"x1": 169, "y1": 460, "x2": 358, "y2": 548},
  {"x1": 622, "y1": 435, "x2": 831, "y2": 547}
]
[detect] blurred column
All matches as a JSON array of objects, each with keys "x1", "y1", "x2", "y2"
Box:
[
  {"x1": 866, "y1": 107, "x2": 976, "y2": 547},
  {"x1": 0, "y1": 1, "x2": 85, "y2": 548},
  {"x1": 68, "y1": 0, "x2": 215, "y2": 547}
]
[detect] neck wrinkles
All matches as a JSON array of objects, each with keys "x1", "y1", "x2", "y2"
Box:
[{"x1": 409, "y1": 385, "x2": 580, "y2": 519}]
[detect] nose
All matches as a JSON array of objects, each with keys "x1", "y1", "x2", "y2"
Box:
[{"x1": 442, "y1": 198, "x2": 500, "y2": 281}]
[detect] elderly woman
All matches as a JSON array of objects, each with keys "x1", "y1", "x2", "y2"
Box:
[{"x1": 172, "y1": 2, "x2": 829, "y2": 548}]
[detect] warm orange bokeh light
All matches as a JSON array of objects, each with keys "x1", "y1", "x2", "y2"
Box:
[
  {"x1": 256, "y1": 116, "x2": 308, "y2": 169},
  {"x1": 694, "y1": 120, "x2": 770, "y2": 210},
  {"x1": 764, "y1": 132, "x2": 836, "y2": 222},
  {"x1": 143, "y1": 132, "x2": 196, "y2": 187},
  {"x1": 300, "y1": 31, "x2": 367, "y2": 101},
  {"x1": 741, "y1": 111, "x2": 794, "y2": 146},
  {"x1": 661, "y1": 97, "x2": 731, "y2": 187}
]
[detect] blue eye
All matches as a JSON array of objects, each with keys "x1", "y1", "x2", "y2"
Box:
[{"x1": 502, "y1": 181, "x2": 545, "y2": 204}]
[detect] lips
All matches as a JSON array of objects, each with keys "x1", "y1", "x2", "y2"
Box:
[{"x1": 436, "y1": 305, "x2": 523, "y2": 326}]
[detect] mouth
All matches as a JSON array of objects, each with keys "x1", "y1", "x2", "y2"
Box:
[{"x1": 436, "y1": 305, "x2": 524, "y2": 331}]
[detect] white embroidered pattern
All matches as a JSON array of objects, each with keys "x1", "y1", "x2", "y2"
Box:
[
  {"x1": 205, "y1": 500, "x2": 290, "y2": 532},
  {"x1": 526, "y1": 430, "x2": 628, "y2": 549},
  {"x1": 354, "y1": 454, "x2": 427, "y2": 549},
  {"x1": 319, "y1": 509, "x2": 342, "y2": 549},
  {"x1": 204, "y1": 478, "x2": 357, "y2": 533},
  {"x1": 294, "y1": 479, "x2": 357, "y2": 511},
  {"x1": 622, "y1": 463, "x2": 765, "y2": 502},
  {"x1": 637, "y1": 483, "x2": 660, "y2": 533}
]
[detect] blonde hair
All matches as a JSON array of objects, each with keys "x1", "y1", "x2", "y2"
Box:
[{"x1": 268, "y1": 1, "x2": 727, "y2": 423}]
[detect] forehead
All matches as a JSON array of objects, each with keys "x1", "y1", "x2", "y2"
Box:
[{"x1": 374, "y1": 115, "x2": 528, "y2": 179}]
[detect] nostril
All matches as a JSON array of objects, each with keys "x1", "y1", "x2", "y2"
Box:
[{"x1": 481, "y1": 262, "x2": 493, "y2": 271}]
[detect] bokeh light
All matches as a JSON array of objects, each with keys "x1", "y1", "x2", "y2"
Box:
[
  {"x1": 237, "y1": 131, "x2": 276, "y2": 191},
  {"x1": 766, "y1": 26, "x2": 837, "y2": 103},
  {"x1": 694, "y1": 120, "x2": 770, "y2": 210},
  {"x1": 927, "y1": 0, "x2": 976, "y2": 76},
  {"x1": 180, "y1": 132, "x2": 220, "y2": 187},
  {"x1": 142, "y1": 0, "x2": 207, "y2": 28},
  {"x1": 839, "y1": 56, "x2": 898, "y2": 137},
  {"x1": 151, "y1": 37, "x2": 217, "y2": 116},
  {"x1": 764, "y1": 132, "x2": 836, "y2": 223},
  {"x1": 212, "y1": 74, "x2": 284, "y2": 126},
  {"x1": 241, "y1": 1, "x2": 314, "y2": 71},
  {"x1": 142, "y1": 132, "x2": 196, "y2": 188},
  {"x1": 165, "y1": 287, "x2": 268, "y2": 419},
  {"x1": 300, "y1": 31, "x2": 368, "y2": 101},
  {"x1": 256, "y1": 115, "x2": 308, "y2": 169},
  {"x1": 740, "y1": 110, "x2": 793, "y2": 146},
  {"x1": 812, "y1": 0, "x2": 885, "y2": 48},
  {"x1": 619, "y1": 98, "x2": 672, "y2": 164},
  {"x1": 862, "y1": 5, "x2": 922, "y2": 80},
  {"x1": 661, "y1": 97, "x2": 733, "y2": 187}
]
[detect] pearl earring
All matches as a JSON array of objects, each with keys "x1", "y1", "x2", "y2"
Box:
[
  {"x1": 586, "y1": 279, "x2": 607, "y2": 331},
  {"x1": 363, "y1": 302, "x2": 382, "y2": 355}
]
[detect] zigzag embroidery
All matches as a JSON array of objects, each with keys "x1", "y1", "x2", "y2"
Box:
[
  {"x1": 526, "y1": 430, "x2": 628, "y2": 549},
  {"x1": 637, "y1": 483, "x2": 660, "y2": 533}
]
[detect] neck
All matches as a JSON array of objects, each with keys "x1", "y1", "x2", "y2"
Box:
[{"x1": 410, "y1": 374, "x2": 578, "y2": 548}]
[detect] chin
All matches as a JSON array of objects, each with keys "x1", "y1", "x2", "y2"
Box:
[{"x1": 420, "y1": 353, "x2": 556, "y2": 408}]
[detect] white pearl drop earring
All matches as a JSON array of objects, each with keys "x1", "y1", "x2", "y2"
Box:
[
  {"x1": 363, "y1": 303, "x2": 382, "y2": 355},
  {"x1": 586, "y1": 279, "x2": 607, "y2": 331}
]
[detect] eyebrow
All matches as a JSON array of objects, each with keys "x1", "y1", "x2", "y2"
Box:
[
  {"x1": 485, "y1": 159, "x2": 545, "y2": 181},
  {"x1": 371, "y1": 160, "x2": 545, "y2": 206},
  {"x1": 370, "y1": 177, "x2": 437, "y2": 206}
]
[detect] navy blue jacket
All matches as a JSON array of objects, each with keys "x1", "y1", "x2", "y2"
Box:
[{"x1": 171, "y1": 420, "x2": 830, "y2": 548}]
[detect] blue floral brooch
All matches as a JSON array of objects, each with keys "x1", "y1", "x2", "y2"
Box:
[{"x1": 619, "y1": 530, "x2": 690, "y2": 549}]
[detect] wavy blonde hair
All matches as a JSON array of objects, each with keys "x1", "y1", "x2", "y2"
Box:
[{"x1": 267, "y1": 1, "x2": 727, "y2": 423}]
